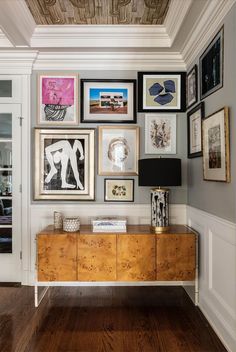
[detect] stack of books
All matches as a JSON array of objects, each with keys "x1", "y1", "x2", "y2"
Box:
[{"x1": 92, "y1": 217, "x2": 127, "y2": 233}]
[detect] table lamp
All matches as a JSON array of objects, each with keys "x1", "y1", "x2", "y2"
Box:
[{"x1": 138, "y1": 158, "x2": 181, "y2": 233}]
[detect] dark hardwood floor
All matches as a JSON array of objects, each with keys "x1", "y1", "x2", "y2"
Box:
[{"x1": 0, "y1": 286, "x2": 227, "y2": 352}]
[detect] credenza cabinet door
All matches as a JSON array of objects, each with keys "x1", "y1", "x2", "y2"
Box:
[
  {"x1": 117, "y1": 234, "x2": 156, "y2": 281},
  {"x1": 37, "y1": 234, "x2": 77, "y2": 281},
  {"x1": 156, "y1": 234, "x2": 196, "y2": 281},
  {"x1": 78, "y1": 235, "x2": 116, "y2": 281}
]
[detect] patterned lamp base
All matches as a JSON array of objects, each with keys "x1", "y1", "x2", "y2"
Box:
[{"x1": 151, "y1": 188, "x2": 169, "y2": 233}]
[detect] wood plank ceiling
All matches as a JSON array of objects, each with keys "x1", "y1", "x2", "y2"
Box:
[{"x1": 25, "y1": 0, "x2": 170, "y2": 25}]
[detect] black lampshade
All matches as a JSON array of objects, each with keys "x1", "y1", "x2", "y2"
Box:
[{"x1": 138, "y1": 158, "x2": 181, "y2": 187}]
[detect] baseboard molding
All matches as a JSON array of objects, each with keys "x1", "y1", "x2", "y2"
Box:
[{"x1": 187, "y1": 205, "x2": 236, "y2": 352}]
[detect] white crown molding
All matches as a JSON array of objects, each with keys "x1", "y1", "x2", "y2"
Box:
[
  {"x1": 181, "y1": 0, "x2": 236, "y2": 68},
  {"x1": 0, "y1": 29, "x2": 13, "y2": 47},
  {"x1": 164, "y1": 0, "x2": 193, "y2": 45},
  {"x1": 33, "y1": 51, "x2": 186, "y2": 71},
  {"x1": 31, "y1": 25, "x2": 171, "y2": 48},
  {"x1": 0, "y1": 51, "x2": 38, "y2": 74},
  {"x1": 0, "y1": 0, "x2": 35, "y2": 47}
]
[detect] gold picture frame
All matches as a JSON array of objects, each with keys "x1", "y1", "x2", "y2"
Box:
[
  {"x1": 34, "y1": 128, "x2": 95, "y2": 200},
  {"x1": 98, "y1": 126, "x2": 139, "y2": 176},
  {"x1": 202, "y1": 107, "x2": 230, "y2": 182}
]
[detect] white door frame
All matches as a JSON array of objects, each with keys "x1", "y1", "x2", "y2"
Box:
[{"x1": 0, "y1": 104, "x2": 22, "y2": 282}]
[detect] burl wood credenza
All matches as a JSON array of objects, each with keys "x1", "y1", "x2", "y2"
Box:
[{"x1": 35, "y1": 225, "x2": 198, "y2": 306}]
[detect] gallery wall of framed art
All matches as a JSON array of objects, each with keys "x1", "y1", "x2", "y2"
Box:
[{"x1": 31, "y1": 70, "x2": 189, "y2": 204}]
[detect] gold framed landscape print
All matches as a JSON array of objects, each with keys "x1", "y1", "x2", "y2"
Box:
[
  {"x1": 98, "y1": 126, "x2": 139, "y2": 175},
  {"x1": 202, "y1": 107, "x2": 230, "y2": 182}
]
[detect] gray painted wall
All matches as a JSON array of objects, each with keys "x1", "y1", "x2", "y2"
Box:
[
  {"x1": 31, "y1": 70, "x2": 187, "y2": 204},
  {"x1": 187, "y1": 4, "x2": 236, "y2": 222}
]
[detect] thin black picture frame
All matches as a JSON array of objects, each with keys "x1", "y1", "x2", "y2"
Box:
[
  {"x1": 187, "y1": 64, "x2": 198, "y2": 109},
  {"x1": 80, "y1": 79, "x2": 137, "y2": 123},
  {"x1": 138, "y1": 71, "x2": 186, "y2": 113},
  {"x1": 200, "y1": 26, "x2": 224, "y2": 100},
  {"x1": 187, "y1": 102, "x2": 205, "y2": 158},
  {"x1": 104, "y1": 178, "x2": 134, "y2": 202}
]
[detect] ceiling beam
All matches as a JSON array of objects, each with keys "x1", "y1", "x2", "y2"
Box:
[{"x1": 0, "y1": 0, "x2": 35, "y2": 47}]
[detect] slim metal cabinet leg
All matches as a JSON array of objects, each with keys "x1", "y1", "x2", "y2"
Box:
[{"x1": 34, "y1": 285, "x2": 49, "y2": 307}]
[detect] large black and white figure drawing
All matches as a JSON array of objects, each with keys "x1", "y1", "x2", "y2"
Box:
[
  {"x1": 35, "y1": 129, "x2": 95, "y2": 200},
  {"x1": 44, "y1": 139, "x2": 84, "y2": 190}
]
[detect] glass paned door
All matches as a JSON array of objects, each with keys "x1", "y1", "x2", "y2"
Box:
[{"x1": 0, "y1": 104, "x2": 21, "y2": 282}]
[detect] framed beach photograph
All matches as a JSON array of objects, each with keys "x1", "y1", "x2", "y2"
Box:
[
  {"x1": 35, "y1": 128, "x2": 95, "y2": 200},
  {"x1": 187, "y1": 102, "x2": 205, "y2": 158},
  {"x1": 200, "y1": 27, "x2": 224, "y2": 100},
  {"x1": 145, "y1": 114, "x2": 176, "y2": 154},
  {"x1": 98, "y1": 126, "x2": 139, "y2": 175},
  {"x1": 38, "y1": 73, "x2": 78, "y2": 126},
  {"x1": 202, "y1": 107, "x2": 230, "y2": 182},
  {"x1": 104, "y1": 179, "x2": 134, "y2": 202},
  {"x1": 187, "y1": 64, "x2": 198, "y2": 109},
  {"x1": 138, "y1": 71, "x2": 186, "y2": 112},
  {"x1": 81, "y1": 79, "x2": 136, "y2": 123}
]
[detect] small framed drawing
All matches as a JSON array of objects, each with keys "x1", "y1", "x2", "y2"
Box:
[
  {"x1": 104, "y1": 179, "x2": 134, "y2": 202},
  {"x1": 98, "y1": 126, "x2": 139, "y2": 175},
  {"x1": 81, "y1": 79, "x2": 136, "y2": 123},
  {"x1": 187, "y1": 102, "x2": 205, "y2": 158},
  {"x1": 200, "y1": 27, "x2": 224, "y2": 100},
  {"x1": 145, "y1": 114, "x2": 176, "y2": 154},
  {"x1": 38, "y1": 73, "x2": 78, "y2": 126},
  {"x1": 35, "y1": 128, "x2": 95, "y2": 200},
  {"x1": 138, "y1": 71, "x2": 186, "y2": 112},
  {"x1": 187, "y1": 64, "x2": 198, "y2": 109},
  {"x1": 202, "y1": 107, "x2": 230, "y2": 182}
]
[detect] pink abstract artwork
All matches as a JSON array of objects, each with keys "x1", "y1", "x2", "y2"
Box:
[{"x1": 42, "y1": 77, "x2": 75, "y2": 106}]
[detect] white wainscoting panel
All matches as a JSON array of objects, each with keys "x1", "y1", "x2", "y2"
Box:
[
  {"x1": 29, "y1": 203, "x2": 186, "y2": 281},
  {"x1": 187, "y1": 205, "x2": 236, "y2": 352}
]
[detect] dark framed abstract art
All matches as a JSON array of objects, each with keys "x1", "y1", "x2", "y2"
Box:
[
  {"x1": 200, "y1": 27, "x2": 224, "y2": 100},
  {"x1": 34, "y1": 128, "x2": 95, "y2": 200},
  {"x1": 138, "y1": 71, "x2": 186, "y2": 112}
]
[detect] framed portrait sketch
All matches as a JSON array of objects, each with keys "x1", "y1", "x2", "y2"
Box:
[
  {"x1": 202, "y1": 107, "x2": 230, "y2": 182},
  {"x1": 138, "y1": 71, "x2": 186, "y2": 112},
  {"x1": 35, "y1": 128, "x2": 95, "y2": 200},
  {"x1": 81, "y1": 79, "x2": 136, "y2": 123},
  {"x1": 187, "y1": 102, "x2": 205, "y2": 158},
  {"x1": 187, "y1": 64, "x2": 198, "y2": 109},
  {"x1": 104, "y1": 179, "x2": 134, "y2": 202},
  {"x1": 145, "y1": 114, "x2": 176, "y2": 154},
  {"x1": 38, "y1": 73, "x2": 78, "y2": 126},
  {"x1": 98, "y1": 126, "x2": 139, "y2": 175},
  {"x1": 200, "y1": 27, "x2": 224, "y2": 100}
]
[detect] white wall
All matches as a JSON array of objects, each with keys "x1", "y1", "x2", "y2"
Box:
[{"x1": 187, "y1": 206, "x2": 236, "y2": 352}]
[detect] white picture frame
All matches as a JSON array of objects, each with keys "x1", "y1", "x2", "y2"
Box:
[{"x1": 145, "y1": 114, "x2": 176, "y2": 154}]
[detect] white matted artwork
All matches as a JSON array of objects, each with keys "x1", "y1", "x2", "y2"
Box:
[
  {"x1": 34, "y1": 128, "x2": 95, "y2": 200},
  {"x1": 98, "y1": 126, "x2": 139, "y2": 175},
  {"x1": 202, "y1": 107, "x2": 230, "y2": 182},
  {"x1": 38, "y1": 73, "x2": 78, "y2": 126},
  {"x1": 145, "y1": 114, "x2": 176, "y2": 154},
  {"x1": 104, "y1": 179, "x2": 134, "y2": 202}
]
